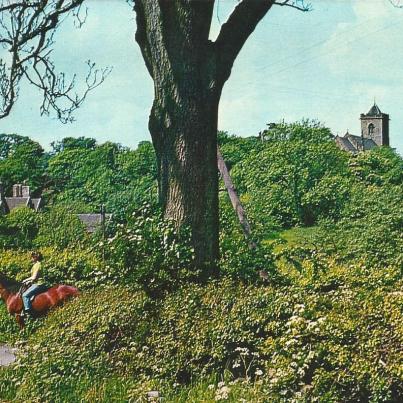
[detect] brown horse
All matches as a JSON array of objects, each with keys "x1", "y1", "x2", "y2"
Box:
[{"x1": 0, "y1": 273, "x2": 79, "y2": 328}]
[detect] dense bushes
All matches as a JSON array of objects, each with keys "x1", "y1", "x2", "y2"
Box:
[
  {"x1": 284, "y1": 184, "x2": 403, "y2": 269},
  {"x1": 0, "y1": 203, "x2": 275, "y2": 295},
  {"x1": 1, "y1": 267, "x2": 401, "y2": 401},
  {"x1": 102, "y1": 205, "x2": 197, "y2": 295},
  {"x1": 0, "y1": 207, "x2": 40, "y2": 249},
  {"x1": 35, "y1": 205, "x2": 89, "y2": 249}
]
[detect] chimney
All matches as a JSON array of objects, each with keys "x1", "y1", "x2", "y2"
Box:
[
  {"x1": 22, "y1": 185, "x2": 30, "y2": 197},
  {"x1": 12, "y1": 184, "x2": 22, "y2": 197}
]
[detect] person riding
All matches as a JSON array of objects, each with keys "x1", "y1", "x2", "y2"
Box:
[{"x1": 21, "y1": 251, "x2": 45, "y2": 315}]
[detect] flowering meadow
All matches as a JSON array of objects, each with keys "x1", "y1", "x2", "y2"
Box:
[{"x1": 0, "y1": 124, "x2": 402, "y2": 401}]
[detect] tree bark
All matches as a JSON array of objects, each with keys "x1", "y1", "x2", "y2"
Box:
[{"x1": 149, "y1": 88, "x2": 220, "y2": 270}]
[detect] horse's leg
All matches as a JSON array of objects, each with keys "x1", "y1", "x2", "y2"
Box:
[{"x1": 15, "y1": 314, "x2": 25, "y2": 329}]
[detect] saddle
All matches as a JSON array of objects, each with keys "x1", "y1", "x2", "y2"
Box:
[{"x1": 18, "y1": 283, "x2": 49, "y2": 300}]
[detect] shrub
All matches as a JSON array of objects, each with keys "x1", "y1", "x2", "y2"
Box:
[
  {"x1": 0, "y1": 207, "x2": 40, "y2": 249},
  {"x1": 0, "y1": 246, "x2": 102, "y2": 289},
  {"x1": 2, "y1": 270, "x2": 401, "y2": 402},
  {"x1": 0, "y1": 287, "x2": 149, "y2": 401},
  {"x1": 39, "y1": 246, "x2": 103, "y2": 288},
  {"x1": 311, "y1": 185, "x2": 402, "y2": 268},
  {"x1": 35, "y1": 205, "x2": 88, "y2": 249},
  {"x1": 219, "y1": 195, "x2": 277, "y2": 282},
  {"x1": 0, "y1": 249, "x2": 31, "y2": 279},
  {"x1": 349, "y1": 146, "x2": 403, "y2": 186},
  {"x1": 103, "y1": 205, "x2": 197, "y2": 296}
]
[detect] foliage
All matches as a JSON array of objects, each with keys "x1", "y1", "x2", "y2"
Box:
[
  {"x1": 219, "y1": 194, "x2": 277, "y2": 282},
  {"x1": 0, "y1": 246, "x2": 102, "y2": 289},
  {"x1": 0, "y1": 207, "x2": 40, "y2": 249},
  {"x1": 231, "y1": 121, "x2": 350, "y2": 228},
  {"x1": 45, "y1": 138, "x2": 157, "y2": 216},
  {"x1": 1, "y1": 268, "x2": 401, "y2": 402},
  {"x1": 218, "y1": 131, "x2": 262, "y2": 170},
  {"x1": 0, "y1": 249, "x2": 31, "y2": 280},
  {"x1": 39, "y1": 246, "x2": 103, "y2": 288},
  {"x1": 3, "y1": 207, "x2": 40, "y2": 248},
  {"x1": 103, "y1": 204, "x2": 197, "y2": 296},
  {"x1": 50, "y1": 136, "x2": 97, "y2": 153},
  {"x1": 0, "y1": 127, "x2": 402, "y2": 402},
  {"x1": 302, "y1": 184, "x2": 403, "y2": 268},
  {"x1": 0, "y1": 134, "x2": 46, "y2": 192},
  {"x1": 349, "y1": 146, "x2": 403, "y2": 186},
  {"x1": 261, "y1": 120, "x2": 334, "y2": 143},
  {"x1": 35, "y1": 205, "x2": 88, "y2": 250}
]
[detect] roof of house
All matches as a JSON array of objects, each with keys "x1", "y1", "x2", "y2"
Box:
[
  {"x1": 77, "y1": 213, "x2": 112, "y2": 233},
  {"x1": 335, "y1": 133, "x2": 378, "y2": 153},
  {"x1": 335, "y1": 135, "x2": 357, "y2": 152},
  {"x1": 1, "y1": 196, "x2": 42, "y2": 212},
  {"x1": 4, "y1": 197, "x2": 30, "y2": 211},
  {"x1": 31, "y1": 198, "x2": 42, "y2": 211}
]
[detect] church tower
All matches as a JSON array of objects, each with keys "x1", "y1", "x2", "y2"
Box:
[{"x1": 360, "y1": 103, "x2": 389, "y2": 146}]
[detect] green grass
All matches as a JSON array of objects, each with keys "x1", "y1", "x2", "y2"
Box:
[{"x1": 263, "y1": 225, "x2": 320, "y2": 253}]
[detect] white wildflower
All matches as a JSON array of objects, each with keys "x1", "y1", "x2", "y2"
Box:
[{"x1": 215, "y1": 386, "x2": 230, "y2": 401}]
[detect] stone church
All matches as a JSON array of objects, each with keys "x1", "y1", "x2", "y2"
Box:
[{"x1": 335, "y1": 103, "x2": 389, "y2": 152}]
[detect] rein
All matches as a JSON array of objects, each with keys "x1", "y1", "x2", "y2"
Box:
[{"x1": 18, "y1": 283, "x2": 30, "y2": 296}]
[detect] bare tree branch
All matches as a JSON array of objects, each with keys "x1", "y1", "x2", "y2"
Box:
[
  {"x1": 214, "y1": 0, "x2": 309, "y2": 85},
  {"x1": 389, "y1": 0, "x2": 403, "y2": 7},
  {"x1": 214, "y1": 0, "x2": 276, "y2": 84},
  {"x1": 274, "y1": 0, "x2": 311, "y2": 12},
  {"x1": 0, "y1": 0, "x2": 111, "y2": 123}
]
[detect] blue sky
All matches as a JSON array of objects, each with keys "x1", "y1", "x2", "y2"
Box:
[{"x1": 1, "y1": 0, "x2": 402, "y2": 154}]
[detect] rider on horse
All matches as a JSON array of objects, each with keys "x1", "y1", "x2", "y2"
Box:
[{"x1": 21, "y1": 251, "x2": 46, "y2": 316}]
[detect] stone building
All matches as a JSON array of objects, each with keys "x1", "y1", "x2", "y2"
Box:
[
  {"x1": 0, "y1": 183, "x2": 42, "y2": 214},
  {"x1": 335, "y1": 103, "x2": 390, "y2": 152}
]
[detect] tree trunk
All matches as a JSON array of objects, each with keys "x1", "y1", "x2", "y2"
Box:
[
  {"x1": 134, "y1": 1, "x2": 221, "y2": 270},
  {"x1": 149, "y1": 87, "x2": 220, "y2": 270}
]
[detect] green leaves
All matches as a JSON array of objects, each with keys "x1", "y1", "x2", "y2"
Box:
[
  {"x1": 0, "y1": 134, "x2": 46, "y2": 192},
  {"x1": 46, "y1": 139, "x2": 157, "y2": 217},
  {"x1": 231, "y1": 121, "x2": 350, "y2": 228},
  {"x1": 2, "y1": 271, "x2": 401, "y2": 402},
  {"x1": 103, "y1": 205, "x2": 197, "y2": 296}
]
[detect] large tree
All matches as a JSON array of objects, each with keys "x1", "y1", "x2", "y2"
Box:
[
  {"x1": 133, "y1": 0, "x2": 308, "y2": 268},
  {"x1": 0, "y1": 0, "x2": 309, "y2": 269}
]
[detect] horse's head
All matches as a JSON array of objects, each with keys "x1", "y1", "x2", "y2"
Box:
[{"x1": 0, "y1": 272, "x2": 21, "y2": 294}]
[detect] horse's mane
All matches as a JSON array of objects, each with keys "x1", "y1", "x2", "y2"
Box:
[{"x1": 0, "y1": 273, "x2": 22, "y2": 293}]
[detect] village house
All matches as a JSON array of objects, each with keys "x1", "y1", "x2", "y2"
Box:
[
  {"x1": 0, "y1": 183, "x2": 42, "y2": 214},
  {"x1": 0, "y1": 183, "x2": 110, "y2": 233}
]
